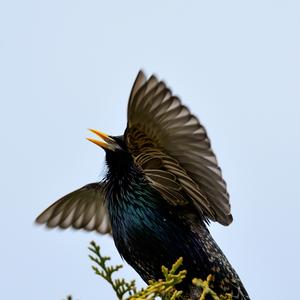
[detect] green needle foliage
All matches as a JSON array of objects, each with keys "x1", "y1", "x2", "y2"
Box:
[
  {"x1": 117, "y1": 257, "x2": 186, "y2": 300},
  {"x1": 193, "y1": 276, "x2": 232, "y2": 300},
  {"x1": 88, "y1": 241, "x2": 232, "y2": 300},
  {"x1": 88, "y1": 241, "x2": 137, "y2": 299}
]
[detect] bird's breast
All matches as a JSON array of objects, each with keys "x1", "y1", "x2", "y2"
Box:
[
  {"x1": 105, "y1": 172, "x2": 211, "y2": 282},
  {"x1": 106, "y1": 175, "x2": 164, "y2": 243}
]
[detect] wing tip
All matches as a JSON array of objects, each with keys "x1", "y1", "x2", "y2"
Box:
[
  {"x1": 35, "y1": 213, "x2": 47, "y2": 225},
  {"x1": 137, "y1": 69, "x2": 146, "y2": 78},
  {"x1": 128, "y1": 70, "x2": 147, "y2": 106},
  {"x1": 220, "y1": 213, "x2": 233, "y2": 226}
]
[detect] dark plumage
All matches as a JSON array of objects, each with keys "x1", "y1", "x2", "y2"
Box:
[{"x1": 36, "y1": 71, "x2": 250, "y2": 299}]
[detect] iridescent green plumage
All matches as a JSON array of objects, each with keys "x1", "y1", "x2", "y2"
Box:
[{"x1": 36, "y1": 71, "x2": 250, "y2": 299}]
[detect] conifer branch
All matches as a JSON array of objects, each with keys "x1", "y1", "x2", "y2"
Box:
[
  {"x1": 87, "y1": 241, "x2": 233, "y2": 300},
  {"x1": 193, "y1": 276, "x2": 232, "y2": 300},
  {"x1": 129, "y1": 257, "x2": 186, "y2": 300},
  {"x1": 88, "y1": 241, "x2": 137, "y2": 299}
]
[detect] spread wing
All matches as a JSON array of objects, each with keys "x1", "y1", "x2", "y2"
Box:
[
  {"x1": 35, "y1": 183, "x2": 111, "y2": 233},
  {"x1": 125, "y1": 71, "x2": 232, "y2": 225}
]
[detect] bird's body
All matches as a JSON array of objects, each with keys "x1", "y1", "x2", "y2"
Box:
[
  {"x1": 105, "y1": 149, "x2": 199, "y2": 282},
  {"x1": 105, "y1": 139, "x2": 249, "y2": 299},
  {"x1": 36, "y1": 71, "x2": 250, "y2": 299}
]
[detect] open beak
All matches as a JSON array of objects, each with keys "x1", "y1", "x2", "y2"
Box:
[{"x1": 87, "y1": 129, "x2": 119, "y2": 151}]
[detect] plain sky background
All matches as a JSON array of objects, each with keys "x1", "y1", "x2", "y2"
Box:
[{"x1": 1, "y1": 1, "x2": 299, "y2": 299}]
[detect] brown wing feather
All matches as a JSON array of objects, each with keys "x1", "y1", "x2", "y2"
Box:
[
  {"x1": 125, "y1": 71, "x2": 232, "y2": 225},
  {"x1": 35, "y1": 183, "x2": 111, "y2": 234}
]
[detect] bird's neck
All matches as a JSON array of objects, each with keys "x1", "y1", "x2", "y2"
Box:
[
  {"x1": 106, "y1": 163, "x2": 137, "y2": 193},
  {"x1": 104, "y1": 151, "x2": 144, "y2": 201}
]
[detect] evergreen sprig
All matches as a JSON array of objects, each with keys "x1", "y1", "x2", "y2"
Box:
[
  {"x1": 88, "y1": 241, "x2": 137, "y2": 299},
  {"x1": 193, "y1": 276, "x2": 232, "y2": 300},
  {"x1": 129, "y1": 257, "x2": 186, "y2": 300},
  {"x1": 87, "y1": 241, "x2": 233, "y2": 300}
]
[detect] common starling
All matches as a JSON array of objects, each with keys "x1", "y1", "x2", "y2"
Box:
[{"x1": 36, "y1": 71, "x2": 250, "y2": 299}]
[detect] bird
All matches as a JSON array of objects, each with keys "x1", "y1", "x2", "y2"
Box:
[{"x1": 36, "y1": 71, "x2": 250, "y2": 299}]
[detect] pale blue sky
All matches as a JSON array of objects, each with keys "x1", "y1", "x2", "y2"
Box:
[{"x1": 1, "y1": 1, "x2": 299, "y2": 299}]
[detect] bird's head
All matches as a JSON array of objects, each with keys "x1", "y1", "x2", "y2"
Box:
[
  {"x1": 87, "y1": 129, "x2": 131, "y2": 173},
  {"x1": 87, "y1": 129, "x2": 124, "y2": 152}
]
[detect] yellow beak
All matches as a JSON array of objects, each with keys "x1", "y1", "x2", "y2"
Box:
[{"x1": 87, "y1": 129, "x2": 119, "y2": 151}]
